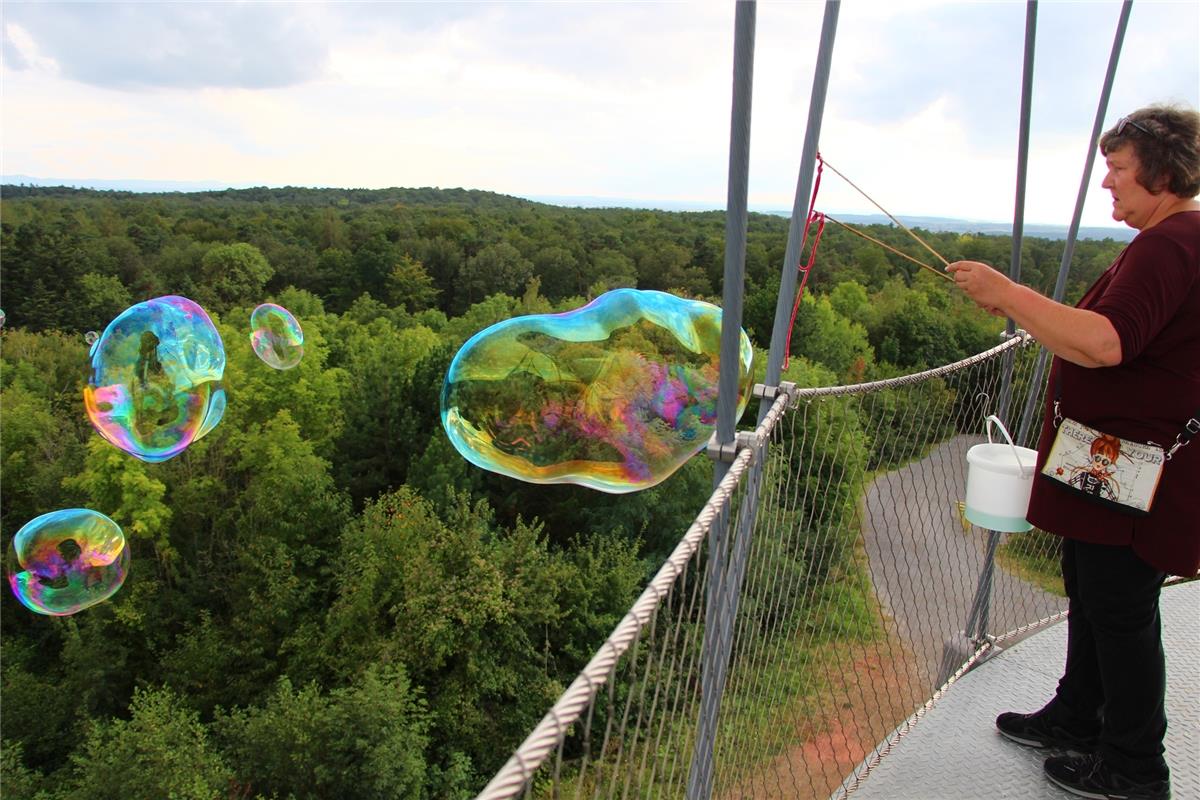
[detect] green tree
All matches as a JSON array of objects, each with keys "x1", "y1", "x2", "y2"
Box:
[
  {"x1": 332, "y1": 320, "x2": 441, "y2": 505},
  {"x1": 532, "y1": 245, "x2": 581, "y2": 300},
  {"x1": 353, "y1": 235, "x2": 401, "y2": 301},
  {"x1": 0, "y1": 382, "x2": 87, "y2": 536},
  {"x1": 829, "y1": 280, "x2": 871, "y2": 326},
  {"x1": 197, "y1": 242, "x2": 274, "y2": 310},
  {"x1": 264, "y1": 241, "x2": 319, "y2": 295},
  {"x1": 0, "y1": 740, "x2": 54, "y2": 800},
  {"x1": 316, "y1": 246, "x2": 354, "y2": 309},
  {"x1": 323, "y1": 489, "x2": 584, "y2": 780},
  {"x1": 868, "y1": 280, "x2": 962, "y2": 368},
  {"x1": 635, "y1": 242, "x2": 699, "y2": 293},
  {"x1": 62, "y1": 686, "x2": 231, "y2": 800},
  {"x1": 152, "y1": 237, "x2": 211, "y2": 299},
  {"x1": 229, "y1": 410, "x2": 349, "y2": 552},
  {"x1": 587, "y1": 248, "x2": 638, "y2": 297},
  {"x1": 458, "y1": 242, "x2": 534, "y2": 311},
  {"x1": 219, "y1": 305, "x2": 347, "y2": 460},
  {"x1": 64, "y1": 438, "x2": 176, "y2": 581},
  {"x1": 1, "y1": 655, "x2": 84, "y2": 776},
  {"x1": 72, "y1": 272, "x2": 132, "y2": 334},
  {"x1": 418, "y1": 236, "x2": 466, "y2": 310},
  {"x1": 214, "y1": 667, "x2": 429, "y2": 800},
  {"x1": 312, "y1": 207, "x2": 350, "y2": 250},
  {"x1": 0, "y1": 218, "x2": 90, "y2": 330},
  {"x1": 789, "y1": 291, "x2": 874, "y2": 380},
  {"x1": 387, "y1": 254, "x2": 441, "y2": 312}
]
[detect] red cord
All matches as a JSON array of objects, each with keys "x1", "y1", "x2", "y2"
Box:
[{"x1": 782, "y1": 153, "x2": 826, "y2": 371}]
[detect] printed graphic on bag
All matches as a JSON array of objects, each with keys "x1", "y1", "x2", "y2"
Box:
[{"x1": 1041, "y1": 418, "x2": 1165, "y2": 513}]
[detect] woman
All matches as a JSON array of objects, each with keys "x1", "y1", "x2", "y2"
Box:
[{"x1": 948, "y1": 104, "x2": 1199, "y2": 800}]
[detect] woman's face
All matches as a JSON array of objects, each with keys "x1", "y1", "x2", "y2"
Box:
[{"x1": 1101, "y1": 144, "x2": 1159, "y2": 229}]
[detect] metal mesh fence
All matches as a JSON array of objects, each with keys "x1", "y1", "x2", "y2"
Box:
[{"x1": 476, "y1": 335, "x2": 1069, "y2": 800}]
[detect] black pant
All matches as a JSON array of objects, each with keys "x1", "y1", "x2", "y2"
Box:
[{"x1": 1050, "y1": 538, "x2": 1169, "y2": 781}]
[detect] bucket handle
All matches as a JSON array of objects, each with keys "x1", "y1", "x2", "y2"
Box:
[{"x1": 985, "y1": 415, "x2": 1032, "y2": 477}]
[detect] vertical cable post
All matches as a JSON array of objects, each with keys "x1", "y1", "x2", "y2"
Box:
[
  {"x1": 694, "y1": 2, "x2": 839, "y2": 797},
  {"x1": 952, "y1": 0, "x2": 1037, "y2": 671},
  {"x1": 1050, "y1": 0, "x2": 1133, "y2": 307},
  {"x1": 713, "y1": 0, "x2": 757, "y2": 487},
  {"x1": 758, "y1": 1, "x2": 840, "y2": 424},
  {"x1": 691, "y1": 3, "x2": 756, "y2": 796},
  {"x1": 1014, "y1": 0, "x2": 1134, "y2": 449}
]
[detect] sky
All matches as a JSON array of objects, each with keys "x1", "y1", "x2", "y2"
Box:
[{"x1": 2, "y1": 1, "x2": 1198, "y2": 230}]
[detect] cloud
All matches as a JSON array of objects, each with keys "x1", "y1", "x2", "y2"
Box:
[
  {"x1": 1, "y1": 1, "x2": 1194, "y2": 231},
  {"x1": 1, "y1": 2, "x2": 331, "y2": 89},
  {"x1": 831, "y1": 2, "x2": 1198, "y2": 147},
  {"x1": 3, "y1": 22, "x2": 60, "y2": 74},
  {"x1": 2, "y1": 30, "x2": 29, "y2": 71}
]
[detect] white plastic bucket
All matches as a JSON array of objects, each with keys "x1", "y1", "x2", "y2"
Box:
[{"x1": 964, "y1": 415, "x2": 1038, "y2": 533}]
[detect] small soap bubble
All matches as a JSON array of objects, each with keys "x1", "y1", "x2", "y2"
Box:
[
  {"x1": 0, "y1": 308, "x2": 6, "y2": 328},
  {"x1": 85, "y1": 331, "x2": 99, "y2": 345},
  {"x1": 249, "y1": 303, "x2": 304, "y2": 370},
  {"x1": 84, "y1": 295, "x2": 226, "y2": 463},
  {"x1": 6, "y1": 509, "x2": 130, "y2": 616},
  {"x1": 441, "y1": 289, "x2": 754, "y2": 493}
]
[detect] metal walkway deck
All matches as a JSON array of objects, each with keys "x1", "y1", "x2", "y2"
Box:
[{"x1": 850, "y1": 580, "x2": 1199, "y2": 800}]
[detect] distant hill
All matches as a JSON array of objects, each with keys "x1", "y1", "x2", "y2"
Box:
[
  {"x1": 526, "y1": 194, "x2": 1135, "y2": 242},
  {"x1": 1, "y1": 174, "x2": 250, "y2": 193},
  {"x1": 822, "y1": 212, "x2": 1135, "y2": 243},
  {"x1": 1, "y1": 180, "x2": 541, "y2": 210},
  {"x1": 1, "y1": 176, "x2": 1134, "y2": 241}
]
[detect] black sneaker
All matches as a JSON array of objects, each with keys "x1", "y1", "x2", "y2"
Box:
[
  {"x1": 1044, "y1": 753, "x2": 1171, "y2": 799},
  {"x1": 995, "y1": 708, "x2": 1099, "y2": 751}
]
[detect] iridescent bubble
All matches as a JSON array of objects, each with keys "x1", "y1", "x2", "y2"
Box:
[
  {"x1": 85, "y1": 330, "x2": 99, "y2": 345},
  {"x1": 83, "y1": 295, "x2": 226, "y2": 463},
  {"x1": 6, "y1": 509, "x2": 130, "y2": 616},
  {"x1": 441, "y1": 288, "x2": 754, "y2": 493},
  {"x1": 249, "y1": 303, "x2": 304, "y2": 370},
  {"x1": 0, "y1": 308, "x2": 6, "y2": 328}
]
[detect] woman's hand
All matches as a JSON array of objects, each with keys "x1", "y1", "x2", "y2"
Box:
[{"x1": 946, "y1": 260, "x2": 1014, "y2": 312}]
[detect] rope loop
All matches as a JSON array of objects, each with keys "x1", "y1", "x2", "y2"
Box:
[{"x1": 782, "y1": 153, "x2": 827, "y2": 371}]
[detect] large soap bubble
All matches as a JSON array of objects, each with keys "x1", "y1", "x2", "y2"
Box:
[
  {"x1": 6, "y1": 509, "x2": 130, "y2": 616},
  {"x1": 441, "y1": 289, "x2": 754, "y2": 493},
  {"x1": 84, "y1": 295, "x2": 226, "y2": 463},
  {"x1": 249, "y1": 303, "x2": 304, "y2": 370}
]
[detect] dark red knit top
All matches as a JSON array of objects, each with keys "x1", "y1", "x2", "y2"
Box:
[{"x1": 1026, "y1": 211, "x2": 1200, "y2": 577}]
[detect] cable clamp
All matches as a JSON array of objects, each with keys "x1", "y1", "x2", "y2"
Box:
[
  {"x1": 1000, "y1": 328, "x2": 1031, "y2": 344},
  {"x1": 753, "y1": 381, "x2": 797, "y2": 400},
  {"x1": 706, "y1": 431, "x2": 761, "y2": 463}
]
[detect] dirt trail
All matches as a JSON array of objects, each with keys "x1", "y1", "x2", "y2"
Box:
[{"x1": 719, "y1": 639, "x2": 925, "y2": 800}]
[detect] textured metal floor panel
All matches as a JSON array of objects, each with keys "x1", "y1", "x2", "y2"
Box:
[{"x1": 848, "y1": 580, "x2": 1199, "y2": 800}]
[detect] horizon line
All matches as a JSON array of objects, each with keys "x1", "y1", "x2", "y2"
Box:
[{"x1": 1, "y1": 174, "x2": 1132, "y2": 235}]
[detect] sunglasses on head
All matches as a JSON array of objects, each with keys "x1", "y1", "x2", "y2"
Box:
[{"x1": 1116, "y1": 117, "x2": 1156, "y2": 138}]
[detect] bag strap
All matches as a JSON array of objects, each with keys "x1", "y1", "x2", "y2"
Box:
[
  {"x1": 1052, "y1": 366, "x2": 1199, "y2": 461},
  {"x1": 1168, "y1": 413, "x2": 1200, "y2": 460}
]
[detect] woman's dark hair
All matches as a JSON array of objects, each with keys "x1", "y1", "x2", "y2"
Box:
[{"x1": 1099, "y1": 104, "x2": 1200, "y2": 197}]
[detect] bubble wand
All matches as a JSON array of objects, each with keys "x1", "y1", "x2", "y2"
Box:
[
  {"x1": 822, "y1": 214, "x2": 955, "y2": 284},
  {"x1": 821, "y1": 157, "x2": 953, "y2": 272}
]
